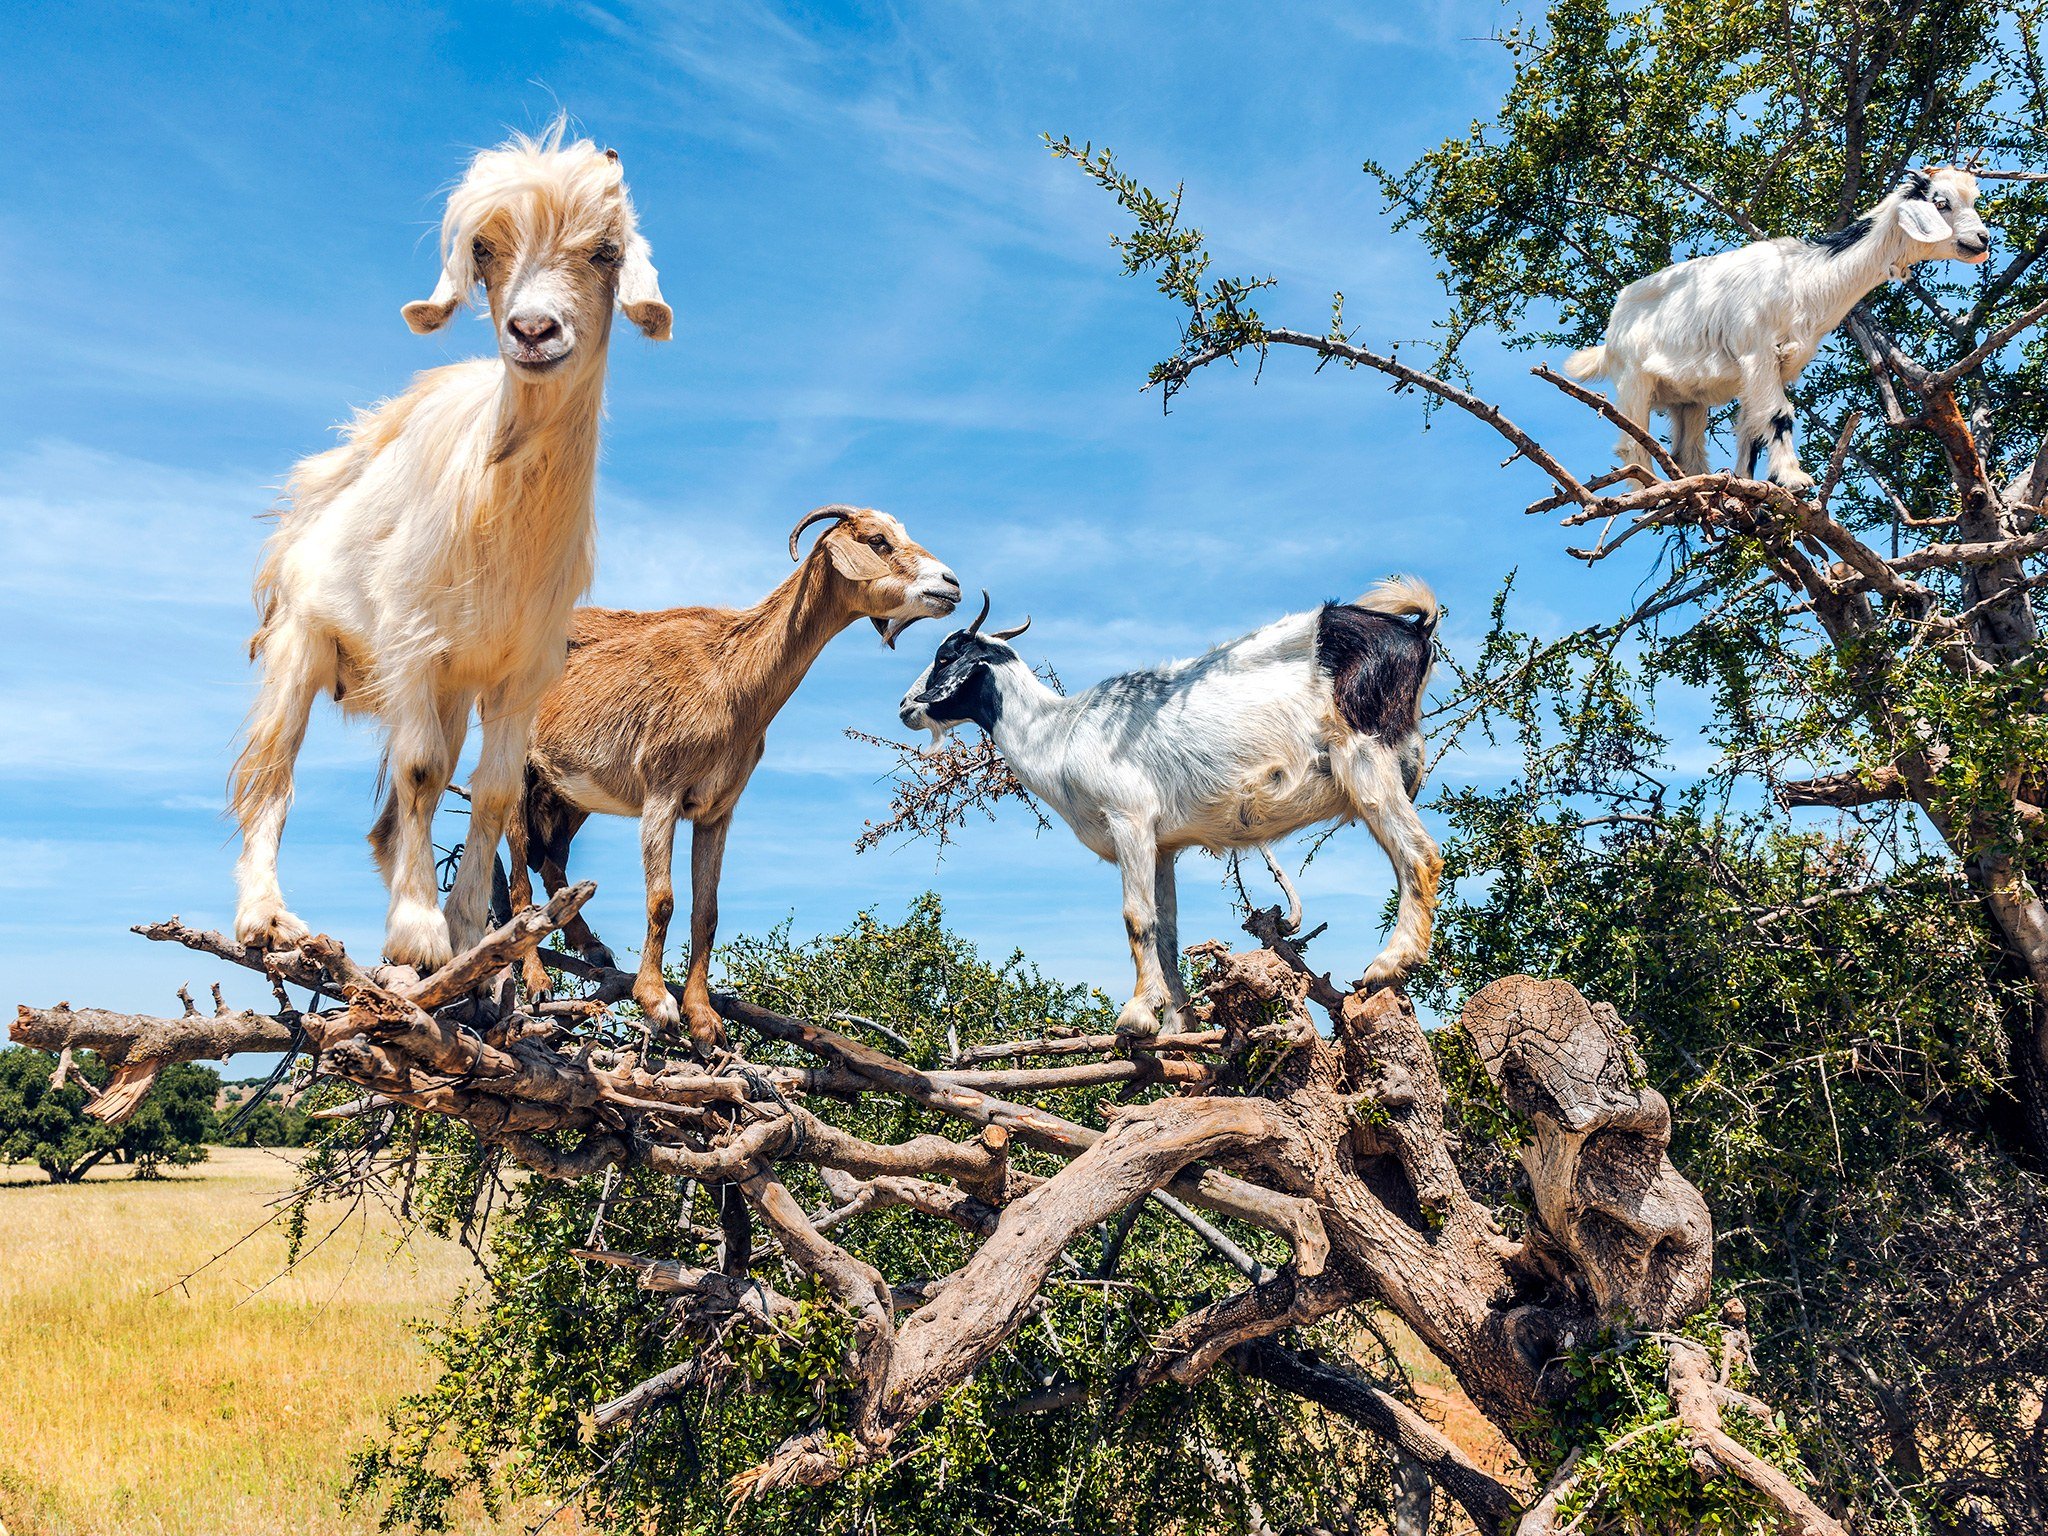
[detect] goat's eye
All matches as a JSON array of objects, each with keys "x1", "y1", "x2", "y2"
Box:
[
  {"x1": 864, "y1": 534, "x2": 891, "y2": 551},
  {"x1": 1934, "y1": 196, "x2": 1951, "y2": 210},
  {"x1": 471, "y1": 238, "x2": 493, "y2": 269},
  {"x1": 592, "y1": 241, "x2": 622, "y2": 267}
]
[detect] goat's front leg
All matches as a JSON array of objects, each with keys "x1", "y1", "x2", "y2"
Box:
[
  {"x1": 631, "y1": 798, "x2": 684, "y2": 1045},
  {"x1": 1152, "y1": 850, "x2": 1189, "y2": 1030},
  {"x1": 1736, "y1": 353, "x2": 1811, "y2": 491},
  {"x1": 376, "y1": 694, "x2": 462, "y2": 971},
  {"x1": 1109, "y1": 817, "x2": 1172, "y2": 1037},
  {"x1": 445, "y1": 695, "x2": 531, "y2": 956},
  {"x1": 679, "y1": 816, "x2": 732, "y2": 1053},
  {"x1": 1331, "y1": 735, "x2": 1443, "y2": 991}
]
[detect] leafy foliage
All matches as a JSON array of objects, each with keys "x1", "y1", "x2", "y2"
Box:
[{"x1": 1412, "y1": 627, "x2": 2048, "y2": 1526}]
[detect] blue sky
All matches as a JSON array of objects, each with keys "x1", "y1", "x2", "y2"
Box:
[{"x1": 1, "y1": 1, "x2": 1665, "y2": 1034}]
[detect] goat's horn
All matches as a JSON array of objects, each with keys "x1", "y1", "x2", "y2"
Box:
[
  {"x1": 965, "y1": 590, "x2": 992, "y2": 634},
  {"x1": 788, "y1": 505, "x2": 857, "y2": 562},
  {"x1": 991, "y1": 616, "x2": 1032, "y2": 641}
]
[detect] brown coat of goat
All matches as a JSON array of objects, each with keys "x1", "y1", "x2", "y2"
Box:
[{"x1": 510, "y1": 506, "x2": 961, "y2": 1047}]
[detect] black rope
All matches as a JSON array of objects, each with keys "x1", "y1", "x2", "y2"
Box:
[
  {"x1": 219, "y1": 989, "x2": 314, "y2": 1139},
  {"x1": 722, "y1": 1063, "x2": 806, "y2": 1160}
]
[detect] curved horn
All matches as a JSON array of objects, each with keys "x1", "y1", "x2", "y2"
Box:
[
  {"x1": 788, "y1": 505, "x2": 857, "y2": 562},
  {"x1": 965, "y1": 590, "x2": 992, "y2": 634},
  {"x1": 991, "y1": 616, "x2": 1032, "y2": 642}
]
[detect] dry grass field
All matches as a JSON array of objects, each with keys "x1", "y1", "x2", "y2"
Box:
[{"x1": 0, "y1": 1147, "x2": 577, "y2": 1536}]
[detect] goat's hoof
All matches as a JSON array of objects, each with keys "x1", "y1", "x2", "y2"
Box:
[
  {"x1": 684, "y1": 1001, "x2": 727, "y2": 1051},
  {"x1": 581, "y1": 940, "x2": 618, "y2": 971},
  {"x1": 1353, "y1": 956, "x2": 1412, "y2": 994},
  {"x1": 385, "y1": 905, "x2": 454, "y2": 971},
  {"x1": 235, "y1": 903, "x2": 311, "y2": 952},
  {"x1": 1114, "y1": 998, "x2": 1161, "y2": 1040},
  {"x1": 1772, "y1": 469, "x2": 1815, "y2": 494},
  {"x1": 637, "y1": 988, "x2": 682, "y2": 1032}
]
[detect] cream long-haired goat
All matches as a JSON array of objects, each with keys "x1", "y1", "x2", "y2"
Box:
[
  {"x1": 231, "y1": 125, "x2": 672, "y2": 970},
  {"x1": 1566, "y1": 167, "x2": 1991, "y2": 489}
]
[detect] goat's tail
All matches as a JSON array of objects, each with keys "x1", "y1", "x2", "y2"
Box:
[
  {"x1": 1353, "y1": 575, "x2": 1440, "y2": 640},
  {"x1": 1563, "y1": 344, "x2": 1608, "y2": 380}
]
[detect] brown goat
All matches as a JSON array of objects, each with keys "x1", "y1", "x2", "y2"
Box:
[{"x1": 510, "y1": 506, "x2": 961, "y2": 1048}]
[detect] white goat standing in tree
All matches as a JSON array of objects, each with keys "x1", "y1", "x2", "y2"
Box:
[
  {"x1": 231, "y1": 125, "x2": 672, "y2": 969},
  {"x1": 1566, "y1": 167, "x2": 1990, "y2": 489},
  {"x1": 897, "y1": 582, "x2": 1442, "y2": 1036}
]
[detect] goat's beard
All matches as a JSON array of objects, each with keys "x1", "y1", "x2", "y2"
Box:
[{"x1": 876, "y1": 614, "x2": 925, "y2": 648}]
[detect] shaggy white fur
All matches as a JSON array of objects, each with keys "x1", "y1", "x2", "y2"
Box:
[{"x1": 230, "y1": 123, "x2": 671, "y2": 970}]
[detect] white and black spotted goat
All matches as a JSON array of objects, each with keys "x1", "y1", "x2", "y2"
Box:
[
  {"x1": 897, "y1": 580, "x2": 1443, "y2": 1035},
  {"x1": 1566, "y1": 167, "x2": 1991, "y2": 490}
]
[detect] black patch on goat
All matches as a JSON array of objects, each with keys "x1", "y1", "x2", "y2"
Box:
[
  {"x1": 912, "y1": 633, "x2": 1010, "y2": 734},
  {"x1": 1807, "y1": 215, "x2": 1873, "y2": 256},
  {"x1": 1898, "y1": 169, "x2": 1931, "y2": 200},
  {"x1": 1315, "y1": 603, "x2": 1433, "y2": 743}
]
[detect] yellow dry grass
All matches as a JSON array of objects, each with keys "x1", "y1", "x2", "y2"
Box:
[{"x1": 0, "y1": 1147, "x2": 569, "y2": 1536}]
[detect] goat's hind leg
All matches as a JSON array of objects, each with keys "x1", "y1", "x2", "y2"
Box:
[
  {"x1": 444, "y1": 694, "x2": 528, "y2": 956},
  {"x1": 630, "y1": 798, "x2": 685, "y2": 1047},
  {"x1": 231, "y1": 623, "x2": 330, "y2": 949},
  {"x1": 1612, "y1": 371, "x2": 1663, "y2": 483},
  {"x1": 1331, "y1": 733, "x2": 1443, "y2": 991},
  {"x1": 1668, "y1": 401, "x2": 1709, "y2": 477},
  {"x1": 1152, "y1": 850, "x2": 1190, "y2": 1031},
  {"x1": 520, "y1": 779, "x2": 608, "y2": 971},
  {"x1": 678, "y1": 816, "x2": 732, "y2": 1053}
]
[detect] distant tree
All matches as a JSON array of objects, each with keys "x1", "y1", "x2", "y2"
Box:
[
  {"x1": 120, "y1": 1062, "x2": 218, "y2": 1177},
  {"x1": 0, "y1": 1046, "x2": 117, "y2": 1183},
  {"x1": 0, "y1": 1047, "x2": 216, "y2": 1182}
]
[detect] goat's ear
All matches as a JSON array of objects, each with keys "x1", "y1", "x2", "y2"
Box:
[
  {"x1": 616, "y1": 234, "x2": 673, "y2": 341},
  {"x1": 402, "y1": 267, "x2": 465, "y2": 335},
  {"x1": 1897, "y1": 197, "x2": 1953, "y2": 244},
  {"x1": 823, "y1": 533, "x2": 892, "y2": 582}
]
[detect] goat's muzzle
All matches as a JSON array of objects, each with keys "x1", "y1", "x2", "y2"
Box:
[
  {"x1": 504, "y1": 311, "x2": 573, "y2": 372},
  {"x1": 876, "y1": 577, "x2": 962, "y2": 648}
]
